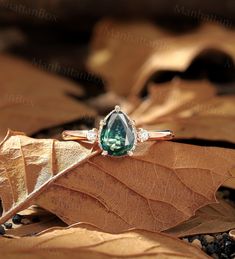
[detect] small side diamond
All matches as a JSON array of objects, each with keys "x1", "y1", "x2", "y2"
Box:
[
  {"x1": 87, "y1": 129, "x2": 97, "y2": 142},
  {"x1": 138, "y1": 129, "x2": 149, "y2": 142}
]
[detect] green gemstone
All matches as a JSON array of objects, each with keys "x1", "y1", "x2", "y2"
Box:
[{"x1": 100, "y1": 110, "x2": 136, "y2": 156}]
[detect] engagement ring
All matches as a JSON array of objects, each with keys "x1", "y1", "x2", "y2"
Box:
[{"x1": 62, "y1": 106, "x2": 174, "y2": 157}]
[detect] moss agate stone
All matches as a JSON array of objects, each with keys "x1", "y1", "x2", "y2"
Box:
[{"x1": 100, "y1": 110, "x2": 136, "y2": 156}]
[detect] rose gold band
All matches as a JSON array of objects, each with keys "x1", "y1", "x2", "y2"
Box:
[
  {"x1": 62, "y1": 130, "x2": 91, "y2": 141},
  {"x1": 148, "y1": 130, "x2": 174, "y2": 141},
  {"x1": 62, "y1": 129, "x2": 174, "y2": 141}
]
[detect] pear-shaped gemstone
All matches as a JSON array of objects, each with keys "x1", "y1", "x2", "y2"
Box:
[{"x1": 100, "y1": 110, "x2": 136, "y2": 156}]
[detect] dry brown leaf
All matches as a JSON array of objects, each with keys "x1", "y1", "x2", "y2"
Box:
[
  {"x1": 157, "y1": 115, "x2": 235, "y2": 143},
  {"x1": 165, "y1": 199, "x2": 235, "y2": 237},
  {"x1": 126, "y1": 80, "x2": 235, "y2": 143},
  {"x1": 0, "y1": 54, "x2": 96, "y2": 140},
  {"x1": 1, "y1": 130, "x2": 235, "y2": 233},
  {"x1": 0, "y1": 130, "x2": 98, "y2": 224},
  {"x1": 87, "y1": 20, "x2": 235, "y2": 96},
  {"x1": 127, "y1": 79, "x2": 216, "y2": 125},
  {"x1": 0, "y1": 224, "x2": 210, "y2": 259},
  {"x1": 87, "y1": 19, "x2": 169, "y2": 96},
  {"x1": 131, "y1": 24, "x2": 235, "y2": 96},
  {"x1": 156, "y1": 95, "x2": 235, "y2": 143}
]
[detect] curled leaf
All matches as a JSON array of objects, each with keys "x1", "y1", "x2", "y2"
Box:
[
  {"x1": 0, "y1": 224, "x2": 210, "y2": 259},
  {"x1": 87, "y1": 20, "x2": 235, "y2": 96},
  {"x1": 126, "y1": 80, "x2": 235, "y2": 143},
  {"x1": 128, "y1": 80, "x2": 216, "y2": 125},
  {"x1": 87, "y1": 19, "x2": 168, "y2": 96},
  {"x1": 165, "y1": 199, "x2": 235, "y2": 237}
]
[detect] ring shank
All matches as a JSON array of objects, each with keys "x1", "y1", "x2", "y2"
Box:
[
  {"x1": 148, "y1": 130, "x2": 174, "y2": 140},
  {"x1": 62, "y1": 130, "x2": 89, "y2": 141}
]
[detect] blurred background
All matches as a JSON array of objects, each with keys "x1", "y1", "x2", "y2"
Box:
[{"x1": 0, "y1": 0, "x2": 235, "y2": 140}]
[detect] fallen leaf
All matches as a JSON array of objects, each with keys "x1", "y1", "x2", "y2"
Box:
[
  {"x1": 0, "y1": 224, "x2": 210, "y2": 259},
  {"x1": 155, "y1": 96, "x2": 235, "y2": 143},
  {"x1": 127, "y1": 79, "x2": 216, "y2": 125},
  {"x1": 87, "y1": 19, "x2": 169, "y2": 96},
  {"x1": 87, "y1": 20, "x2": 235, "y2": 96},
  {"x1": 1, "y1": 130, "x2": 235, "y2": 233},
  {"x1": 131, "y1": 23, "x2": 235, "y2": 96},
  {"x1": 165, "y1": 199, "x2": 235, "y2": 237},
  {"x1": 0, "y1": 54, "x2": 96, "y2": 140},
  {"x1": 0, "y1": 130, "x2": 98, "y2": 225},
  {"x1": 125, "y1": 80, "x2": 235, "y2": 143}
]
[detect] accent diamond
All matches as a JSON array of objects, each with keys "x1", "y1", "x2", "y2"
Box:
[
  {"x1": 87, "y1": 129, "x2": 97, "y2": 142},
  {"x1": 138, "y1": 128, "x2": 149, "y2": 142}
]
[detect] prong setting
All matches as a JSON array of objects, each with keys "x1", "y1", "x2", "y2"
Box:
[
  {"x1": 129, "y1": 119, "x2": 136, "y2": 126},
  {"x1": 101, "y1": 150, "x2": 108, "y2": 156},
  {"x1": 128, "y1": 151, "x2": 133, "y2": 156},
  {"x1": 100, "y1": 120, "x2": 106, "y2": 126},
  {"x1": 115, "y1": 105, "x2": 121, "y2": 112}
]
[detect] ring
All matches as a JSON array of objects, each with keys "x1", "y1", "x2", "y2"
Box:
[{"x1": 62, "y1": 105, "x2": 174, "y2": 157}]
